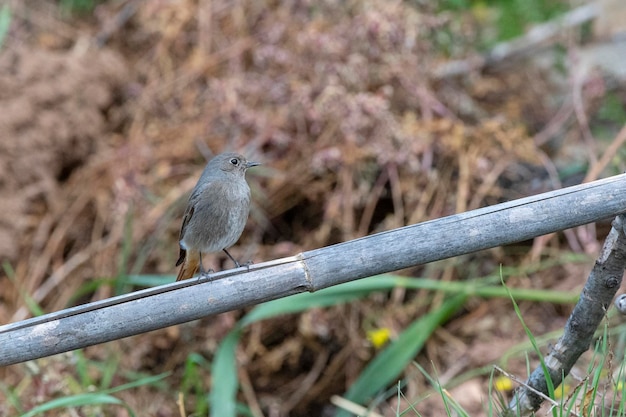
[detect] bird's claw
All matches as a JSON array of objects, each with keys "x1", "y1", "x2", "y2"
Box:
[{"x1": 196, "y1": 269, "x2": 215, "y2": 282}]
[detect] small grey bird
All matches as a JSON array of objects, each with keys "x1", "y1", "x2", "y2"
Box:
[{"x1": 176, "y1": 152, "x2": 260, "y2": 281}]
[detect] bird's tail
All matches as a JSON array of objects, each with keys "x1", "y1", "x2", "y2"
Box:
[{"x1": 176, "y1": 249, "x2": 200, "y2": 281}]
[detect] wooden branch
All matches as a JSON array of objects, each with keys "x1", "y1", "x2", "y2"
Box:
[
  {"x1": 504, "y1": 213, "x2": 626, "y2": 416},
  {"x1": 1, "y1": 174, "x2": 626, "y2": 367},
  {"x1": 433, "y1": 3, "x2": 600, "y2": 79}
]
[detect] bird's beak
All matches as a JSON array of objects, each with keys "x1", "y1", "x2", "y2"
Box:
[{"x1": 245, "y1": 161, "x2": 261, "y2": 168}]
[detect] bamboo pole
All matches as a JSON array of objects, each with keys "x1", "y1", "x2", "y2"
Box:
[{"x1": 1, "y1": 173, "x2": 626, "y2": 367}]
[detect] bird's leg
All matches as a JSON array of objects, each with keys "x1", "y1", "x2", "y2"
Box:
[
  {"x1": 223, "y1": 248, "x2": 241, "y2": 268},
  {"x1": 199, "y1": 252, "x2": 206, "y2": 275},
  {"x1": 197, "y1": 252, "x2": 214, "y2": 281},
  {"x1": 223, "y1": 249, "x2": 253, "y2": 271}
]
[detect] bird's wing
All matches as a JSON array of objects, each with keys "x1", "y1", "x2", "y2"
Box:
[{"x1": 175, "y1": 200, "x2": 196, "y2": 266}]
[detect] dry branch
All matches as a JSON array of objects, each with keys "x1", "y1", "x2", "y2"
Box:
[
  {"x1": 504, "y1": 213, "x2": 626, "y2": 416},
  {"x1": 1, "y1": 173, "x2": 626, "y2": 367},
  {"x1": 433, "y1": 3, "x2": 600, "y2": 79}
]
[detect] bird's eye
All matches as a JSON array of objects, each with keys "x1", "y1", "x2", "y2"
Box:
[{"x1": 230, "y1": 158, "x2": 239, "y2": 166}]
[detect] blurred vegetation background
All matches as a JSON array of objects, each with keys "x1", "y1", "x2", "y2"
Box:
[{"x1": 0, "y1": 0, "x2": 625, "y2": 416}]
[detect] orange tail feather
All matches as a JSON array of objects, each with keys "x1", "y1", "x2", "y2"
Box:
[{"x1": 176, "y1": 250, "x2": 200, "y2": 281}]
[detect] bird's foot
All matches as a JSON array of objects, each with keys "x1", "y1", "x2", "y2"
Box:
[
  {"x1": 196, "y1": 269, "x2": 215, "y2": 282},
  {"x1": 230, "y1": 260, "x2": 252, "y2": 271}
]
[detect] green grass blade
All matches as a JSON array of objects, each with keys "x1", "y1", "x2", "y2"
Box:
[
  {"x1": 336, "y1": 294, "x2": 467, "y2": 417},
  {"x1": 26, "y1": 371, "x2": 169, "y2": 416},
  {"x1": 103, "y1": 372, "x2": 170, "y2": 394},
  {"x1": 3, "y1": 261, "x2": 45, "y2": 317},
  {"x1": 123, "y1": 274, "x2": 173, "y2": 287},
  {"x1": 20, "y1": 394, "x2": 132, "y2": 417},
  {"x1": 500, "y1": 269, "x2": 557, "y2": 413},
  {"x1": 209, "y1": 328, "x2": 243, "y2": 417},
  {"x1": 388, "y1": 275, "x2": 579, "y2": 304},
  {"x1": 240, "y1": 278, "x2": 393, "y2": 326},
  {"x1": 0, "y1": 4, "x2": 11, "y2": 50}
]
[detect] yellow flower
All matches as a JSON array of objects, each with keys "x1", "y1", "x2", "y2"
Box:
[
  {"x1": 554, "y1": 384, "x2": 571, "y2": 400},
  {"x1": 494, "y1": 376, "x2": 513, "y2": 392},
  {"x1": 367, "y1": 328, "x2": 391, "y2": 348}
]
